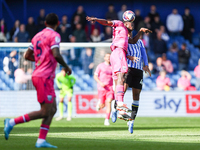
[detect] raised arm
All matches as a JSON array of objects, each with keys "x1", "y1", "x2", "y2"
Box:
[
  {"x1": 86, "y1": 16, "x2": 113, "y2": 26},
  {"x1": 129, "y1": 28, "x2": 152, "y2": 44}
]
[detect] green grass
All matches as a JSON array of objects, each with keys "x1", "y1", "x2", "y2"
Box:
[{"x1": 0, "y1": 117, "x2": 200, "y2": 150}]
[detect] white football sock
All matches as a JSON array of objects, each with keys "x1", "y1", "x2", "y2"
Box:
[{"x1": 9, "y1": 119, "x2": 16, "y2": 127}]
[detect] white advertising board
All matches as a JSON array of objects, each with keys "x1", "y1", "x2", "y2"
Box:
[{"x1": 0, "y1": 91, "x2": 200, "y2": 117}]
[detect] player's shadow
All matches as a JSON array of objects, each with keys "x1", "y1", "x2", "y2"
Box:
[
  {"x1": 1, "y1": 135, "x2": 200, "y2": 150},
  {"x1": 3, "y1": 126, "x2": 199, "y2": 134}
]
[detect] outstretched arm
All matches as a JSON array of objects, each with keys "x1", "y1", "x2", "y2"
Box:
[
  {"x1": 129, "y1": 28, "x2": 152, "y2": 44},
  {"x1": 86, "y1": 16, "x2": 113, "y2": 26}
]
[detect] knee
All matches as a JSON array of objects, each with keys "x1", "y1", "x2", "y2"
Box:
[
  {"x1": 52, "y1": 105, "x2": 57, "y2": 115},
  {"x1": 40, "y1": 109, "x2": 50, "y2": 118}
]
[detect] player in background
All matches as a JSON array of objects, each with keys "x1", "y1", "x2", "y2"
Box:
[
  {"x1": 55, "y1": 68, "x2": 76, "y2": 121},
  {"x1": 94, "y1": 53, "x2": 114, "y2": 126},
  {"x1": 4, "y1": 13, "x2": 71, "y2": 148},
  {"x1": 125, "y1": 30, "x2": 151, "y2": 134},
  {"x1": 86, "y1": 16, "x2": 151, "y2": 123}
]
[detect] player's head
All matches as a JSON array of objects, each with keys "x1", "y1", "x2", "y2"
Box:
[
  {"x1": 123, "y1": 21, "x2": 133, "y2": 33},
  {"x1": 104, "y1": 53, "x2": 111, "y2": 64},
  {"x1": 45, "y1": 13, "x2": 59, "y2": 30}
]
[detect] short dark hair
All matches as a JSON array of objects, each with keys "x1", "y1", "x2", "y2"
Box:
[{"x1": 45, "y1": 13, "x2": 59, "y2": 26}]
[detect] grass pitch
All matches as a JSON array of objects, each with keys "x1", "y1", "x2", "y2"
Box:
[{"x1": 0, "y1": 117, "x2": 200, "y2": 150}]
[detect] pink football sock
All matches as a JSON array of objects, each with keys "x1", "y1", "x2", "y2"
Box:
[
  {"x1": 38, "y1": 124, "x2": 49, "y2": 140},
  {"x1": 106, "y1": 113, "x2": 110, "y2": 119},
  {"x1": 14, "y1": 114, "x2": 30, "y2": 125},
  {"x1": 116, "y1": 85, "x2": 124, "y2": 103}
]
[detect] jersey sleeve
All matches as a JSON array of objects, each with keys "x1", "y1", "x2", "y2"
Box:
[
  {"x1": 70, "y1": 75, "x2": 76, "y2": 87},
  {"x1": 111, "y1": 20, "x2": 124, "y2": 27},
  {"x1": 140, "y1": 40, "x2": 148, "y2": 66},
  {"x1": 29, "y1": 38, "x2": 34, "y2": 50},
  {"x1": 50, "y1": 33, "x2": 61, "y2": 50},
  {"x1": 94, "y1": 64, "x2": 101, "y2": 76}
]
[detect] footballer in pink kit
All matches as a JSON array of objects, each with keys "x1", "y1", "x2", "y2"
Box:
[
  {"x1": 4, "y1": 13, "x2": 71, "y2": 148},
  {"x1": 86, "y1": 16, "x2": 151, "y2": 123},
  {"x1": 94, "y1": 53, "x2": 114, "y2": 126}
]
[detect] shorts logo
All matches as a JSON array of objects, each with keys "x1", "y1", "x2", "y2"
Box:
[
  {"x1": 140, "y1": 79, "x2": 143, "y2": 85},
  {"x1": 122, "y1": 66, "x2": 127, "y2": 70},
  {"x1": 47, "y1": 95, "x2": 52, "y2": 101}
]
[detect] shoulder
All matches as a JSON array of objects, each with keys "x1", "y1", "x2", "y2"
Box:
[{"x1": 112, "y1": 20, "x2": 124, "y2": 26}]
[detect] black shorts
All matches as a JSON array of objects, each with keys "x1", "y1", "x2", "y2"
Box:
[{"x1": 124, "y1": 67, "x2": 143, "y2": 89}]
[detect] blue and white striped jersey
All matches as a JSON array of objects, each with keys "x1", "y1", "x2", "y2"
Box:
[{"x1": 127, "y1": 39, "x2": 148, "y2": 70}]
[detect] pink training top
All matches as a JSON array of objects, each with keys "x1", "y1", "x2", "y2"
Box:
[
  {"x1": 194, "y1": 65, "x2": 200, "y2": 78},
  {"x1": 177, "y1": 77, "x2": 191, "y2": 90},
  {"x1": 110, "y1": 20, "x2": 128, "y2": 52},
  {"x1": 156, "y1": 76, "x2": 171, "y2": 90},
  {"x1": 29, "y1": 27, "x2": 61, "y2": 79},
  {"x1": 94, "y1": 62, "x2": 113, "y2": 91}
]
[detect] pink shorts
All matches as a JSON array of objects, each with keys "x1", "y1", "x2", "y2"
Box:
[
  {"x1": 98, "y1": 89, "x2": 114, "y2": 104},
  {"x1": 32, "y1": 76, "x2": 56, "y2": 104},
  {"x1": 110, "y1": 48, "x2": 128, "y2": 80}
]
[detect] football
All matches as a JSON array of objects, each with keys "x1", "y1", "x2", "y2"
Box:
[{"x1": 122, "y1": 10, "x2": 135, "y2": 22}]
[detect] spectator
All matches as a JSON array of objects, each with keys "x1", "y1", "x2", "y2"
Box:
[
  {"x1": 73, "y1": 23, "x2": 87, "y2": 42},
  {"x1": 85, "y1": 17, "x2": 101, "y2": 41},
  {"x1": 0, "y1": 19, "x2": 7, "y2": 37},
  {"x1": 67, "y1": 35, "x2": 82, "y2": 67},
  {"x1": 153, "y1": 31, "x2": 167, "y2": 57},
  {"x1": 151, "y1": 15, "x2": 163, "y2": 40},
  {"x1": 37, "y1": 9, "x2": 46, "y2": 31},
  {"x1": 57, "y1": 14, "x2": 71, "y2": 34},
  {"x1": 169, "y1": 42, "x2": 179, "y2": 53},
  {"x1": 134, "y1": 9, "x2": 143, "y2": 31},
  {"x1": 59, "y1": 26, "x2": 70, "y2": 42},
  {"x1": 144, "y1": 62, "x2": 154, "y2": 78},
  {"x1": 178, "y1": 43, "x2": 190, "y2": 70},
  {"x1": 0, "y1": 32, "x2": 7, "y2": 42},
  {"x1": 90, "y1": 28, "x2": 102, "y2": 42},
  {"x1": 156, "y1": 70, "x2": 171, "y2": 91},
  {"x1": 160, "y1": 25, "x2": 170, "y2": 42},
  {"x1": 148, "y1": 5, "x2": 159, "y2": 23},
  {"x1": 166, "y1": 8, "x2": 183, "y2": 37},
  {"x1": 71, "y1": 5, "x2": 87, "y2": 30},
  {"x1": 154, "y1": 57, "x2": 165, "y2": 74},
  {"x1": 194, "y1": 59, "x2": 200, "y2": 90},
  {"x1": 182, "y1": 7, "x2": 195, "y2": 43},
  {"x1": 3, "y1": 50, "x2": 18, "y2": 78},
  {"x1": 14, "y1": 24, "x2": 29, "y2": 42},
  {"x1": 161, "y1": 53, "x2": 173, "y2": 73},
  {"x1": 105, "y1": 4, "x2": 118, "y2": 20},
  {"x1": 71, "y1": 15, "x2": 81, "y2": 31},
  {"x1": 82, "y1": 48, "x2": 94, "y2": 76},
  {"x1": 137, "y1": 16, "x2": 151, "y2": 32},
  {"x1": 14, "y1": 67, "x2": 31, "y2": 90},
  {"x1": 117, "y1": 4, "x2": 127, "y2": 21},
  {"x1": 0, "y1": 19, "x2": 7, "y2": 42},
  {"x1": 26, "y1": 17, "x2": 38, "y2": 40},
  {"x1": 9, "y1": 20, "x2": 20, "y2": 42},
  {"x1": 177, "y1": 70, "x2": 193, "y2": 90},
  {"x1": 103, "y1": 26, "x2": 112, "y2": 41}
]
